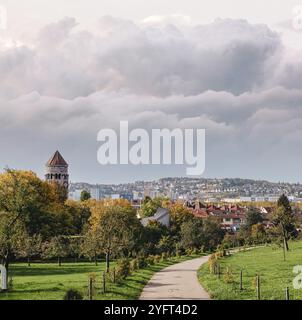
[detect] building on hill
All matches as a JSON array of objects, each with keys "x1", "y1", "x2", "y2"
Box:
[{"x1": 45, "y1": 150, "x2": 69, "y2": 189}]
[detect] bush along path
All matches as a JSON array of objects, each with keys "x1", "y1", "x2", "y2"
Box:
[{"x1": 140, "y1": 255, "x2": 211, "y2": 300}]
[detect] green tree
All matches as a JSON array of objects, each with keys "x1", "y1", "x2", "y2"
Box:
[
  {"x1": 86, "y1": 204, "x2": 143, "y2": 271},
  {"x1": 80, "y1": 190, "x2": 91, "y2": 202},
  {"x1": 244, "y1": 207, "x2": 263, "y2": 230},
  {"x1": 272, "y1": 194, "x2": 296, "y2": 251},
  {"x1": 169, "y1": 202, "x2": 195, "y2": 237},
  {"x1": 201, "y1": 218, "x2": 224, "y2": 251},
  {"x1": 180, "y1": 218, "x2": 204, "y2": 250},
  {"x1": 142, "y1": 220, "x2": 169, "y2": 255},
  {"x1": 139, "y1": 197, "x2": 164, "y2": 218},
  {"x1": 0, "y1": 214, "x2": 25, "y2": 289},
  {"x1": 16, "y1": 233, "x2": 42, "y2": 267},
  {"x1": 0, "y1": 169, "x2": 54, "y2": 289},
  {"x1": 80, "y1": 229, "x2": 102, "y2": 265},
  {"x1": 42, "y1": 236, "x2": 69, "y2": 266}
]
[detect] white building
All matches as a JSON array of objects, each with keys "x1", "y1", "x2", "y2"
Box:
[
  {"x1": 68, "y1": 189, "x2": 83, "y2": 201},
  {"x1": 141, "y1": 208, "x2": 170, "y2": 228},
  {"x1": 90, "y1": 187, "x2": 102, "y2": 200}
]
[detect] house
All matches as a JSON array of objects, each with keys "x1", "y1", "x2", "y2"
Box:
[{"x1": 141, "y1": 207, "x2": 170, "y2": 228}]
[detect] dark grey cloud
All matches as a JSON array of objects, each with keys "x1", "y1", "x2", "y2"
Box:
[
  {"x1": 0, "y1": 16, "x2": 301, "y2": 183},
  {"x1": 0, "y1": 17, "x2": 282, "y2": 99}
]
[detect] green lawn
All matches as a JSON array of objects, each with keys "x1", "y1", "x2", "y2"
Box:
[
  {"x1": 198, "y1": 241, "x2": 302, "y2": 300},
  {"x1": 0, "y1": 255, "x2": 198, "y2": 300}
]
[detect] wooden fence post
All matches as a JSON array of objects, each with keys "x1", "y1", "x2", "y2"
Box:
[
  {"x1": 88, "y1": 277, "x2": 93, "y2": 300},
  {"x1": 218, "y1": 264, "x2": 221, "y2": 279},
  {"x1": 285, "y1": 287, "x2": 289, "y2": 300},
  {"x1": 113, "y1": 267, "x2": 116, "y2": 284},
  {"x1": 103, "y1": 271, "x2": 106, "y2": 294},
  {"x1": 239, "y1": 270, "x2": 243, "y2": 291},
  {"x1": 256, "y1": 275, "x2": 260, "y2": 300}
]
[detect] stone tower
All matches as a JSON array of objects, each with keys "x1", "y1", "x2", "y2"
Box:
[{"x1": 45, "y1": 151, "x2": 69, "y2": 189}]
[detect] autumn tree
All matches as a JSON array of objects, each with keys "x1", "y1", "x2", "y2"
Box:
[
  {"x1": 80, "y1": 229, "x2": 102, "y2": 265},
  {"x1": 16, "y1": 233, "x2": 42, "y2": 267},
  {"x1": 272, "y1": 194, "x2": 296, "y2": 251},
  {"x1": 139, "y1": 197, "x2": 167, "y2": 218},
  {"x1": 42, "y1": 236, "x2": 69, "y2": 266},
  {"x1": 169, "y1": 202, "x2": 194, "y2": 236},
  {"x1": 87, "y1": 201, "x2": 143, "y2": 271},
  {"x1": 0, "y1": 169, "x2": 54, "y2": 289}
]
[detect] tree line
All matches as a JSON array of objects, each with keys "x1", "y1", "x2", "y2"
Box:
[
  {"x1": 0, "y1": 169, "x2": 299, "y2": 290},
  {"x1": 0, "y1": 169, "x2": 223, "y2": 290}
]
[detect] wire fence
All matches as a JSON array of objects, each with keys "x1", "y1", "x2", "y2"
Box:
[{"x1": 203, "y1": 261, "x2": 302, "y2": 300}]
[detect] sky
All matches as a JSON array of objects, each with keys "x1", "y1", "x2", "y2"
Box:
[{"x1": 0, "y1": 0, "x2": 302, "y2": 184}]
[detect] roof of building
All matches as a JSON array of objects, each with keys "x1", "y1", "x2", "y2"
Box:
[
  {"x1": 46, "y1": 151, "x2": 68, "y2": 166},
  {"x1": 141, "y1": 208, "x2": 169, "y2": 227}
]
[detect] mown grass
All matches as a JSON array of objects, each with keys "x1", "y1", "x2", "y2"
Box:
[
  {"x1": 0, "y1": 255, "x2": 198, "y2": 300},
  {"x1": 198, "y1": 241, "x2": 302, "y2": 300}
]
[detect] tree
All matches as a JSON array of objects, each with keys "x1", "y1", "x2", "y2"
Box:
[
  {"x1": 80, "y1": 229, "x2": 102, "y2": 265},
  {"x1": 0, "y1": 169, "x2": 54, "y2": 289},
  {"x1": 143, "y1": 220, "x2": 169, "y2": 255},
  {"x1": 244, "y1": 207, "x2": 263, "y2": 230},
  {"x1": 42, "y1": 236, "x2": 69, "y2": 266},
  {"x1": 139, "y1": 197, "x2": 165, "y2": 218},
  {"x1": 68, "y1": 236, "x2": 82, "y2": 263},
  {"x1": 87, "y1": 203, "x2": 143, "y2": 272},
  {"x1": 80, "y1": 190, "x2": 91, "y2": 202},
  {"x1": 201, "y1": 218, "x2": 224, "y2": 251},
  {"x1": 169, "y1": 202, "x2": 194, "y2": 237},
  {"x1": 222, "y1": 233, "x2": 240, "y2": 249},
  {"x1": 156, "y1": 235, "x2": 175, "y2": 254},
  {"x1": 180, "y1": 218, "x2": 204, "y2": 250},
  {"x1": 251, "y1": 224, "x2": 266, "y2": 244},
  {"x1": 64, "y1": 200, "x2": 91, "y2": 235},
  {"x1": 272, "y1": 194, "x2": 296, "y2": 251},
  {"x1": 0, "y1": 213, "x2": 25, "y2": 289},
  {"x1": 16, "y1": 233, "x2": 42, "y2": 266}
]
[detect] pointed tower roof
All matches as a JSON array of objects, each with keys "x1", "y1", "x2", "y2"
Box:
[{"x1": 46, "y1": 151, "x2": 68, "y2": 166}]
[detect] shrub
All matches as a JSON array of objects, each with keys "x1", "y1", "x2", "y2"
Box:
[
  {"x1": 147, "y1": 255, "x2": 155, "y2": 265},
  {"x1": 185, "y1": 248, "x2": 194, "y2": 256},
  {"x1": 154, "y1": 255, "x2": 161, "y2": 263},
  {"x1": 223, "y1": 267, "x2": 234, "y2": 284},
  {"x1": 215, "y1": 251, "x2": 224, "y2": 259},
  {"x1": 192, "y1": 248, "x2": 198, "y2": 255},
  {"x1": 63, "y1": 289, "x2": 83, "y2": 300},
  {"x1": 138, "y1": 256, "x2": 148, "y2": 268},
  {"x1": 130, "y1": 258, "x2": 139, "y2": 272},
  {"x1": 116, "y1": 258, "x2": 131, "y2": 280},
  {"x1": 208, "y1": 254, "x2": 218, "y2": 274},
  {"x1": 161, "y1": 252, "x2": 168, "y2": 262}
]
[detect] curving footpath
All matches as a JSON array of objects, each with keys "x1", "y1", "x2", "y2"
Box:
[{"x1": 140, "y1": 256, "x2": 210, "y2": 300}]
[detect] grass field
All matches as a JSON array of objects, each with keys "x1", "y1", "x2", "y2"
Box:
[
  {"x1": 198, "y1": 241, "x2": 302, "y2": 300},
  {"x1": 0, "y1": 255, "x2": 197, "y2": 300}
]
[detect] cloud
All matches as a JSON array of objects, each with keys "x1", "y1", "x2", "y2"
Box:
[
  {"x1": 0, "y1": 16, "x2": 301, "y2": 183},
  {"x1": 0, "y1": 17, "x2": 282, "y2": 99}
]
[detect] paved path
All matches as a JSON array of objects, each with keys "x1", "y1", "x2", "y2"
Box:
[{"x1": 140, "y1": 256, "x2": 210, "y2": 300}]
